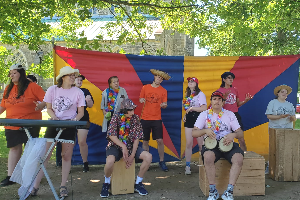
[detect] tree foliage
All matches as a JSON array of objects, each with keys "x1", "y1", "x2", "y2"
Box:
[
  {"x1": 0, "y1": 0, "x2": 299, "y2": 82},
  {"x1": 188, "y1": 0, "x2": 300, "y2": 56}
]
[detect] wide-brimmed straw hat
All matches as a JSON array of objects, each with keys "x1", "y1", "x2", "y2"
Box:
[
  {"x1": 56, "y1": 66, "x2": 79, "y2": 81},
  {"x1": 274, "y1": 85, "x2": 292, "y2": 96},
  {"x1": 150, "y1": 69, "x2": 171, "y2": 80}
]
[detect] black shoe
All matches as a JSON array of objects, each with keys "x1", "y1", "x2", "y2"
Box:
[
  {"x1": 100, "y1": 183, "x2": 110, "y2": 198},
  {"x1": 134, "y1": 182, "x2": 148, "y2": 195},
  {"x1": 0, "y1": 176, "x2": 15, "y2": 187},
  {"x1": 83, "y1": 162, "x2": 89, "y2": 172}
]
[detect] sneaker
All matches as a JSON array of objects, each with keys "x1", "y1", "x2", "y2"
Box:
[
  {"x1": 134, "y1": 182, "x2": 148, "y2": 195},
  {"x1": 221, "y1": 190, "x2": 234, "y2": 200},
  {"x1": 100, "y1": 183, "x2": 110, "y2": 198},
  {"x1": 0, "y1": 176, "x2": 15, "y2": 187},
  {"x1": 159, "y1": 161, "x2": 169, "y2": 172},
  {"x1": 207, "y1": 189, "x2": 219, "y2": 200},
  {"x1": 185, "y1": 166, "x2": 191, "y2": 175},
  {"x1": 83, "y1": 162, "x2": 89, "y2": 172}
]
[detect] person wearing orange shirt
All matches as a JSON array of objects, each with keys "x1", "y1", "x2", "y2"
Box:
[
  {"x1": 0, "y1": 64, "x2": 45, "y2": 187},
  {"x1": 139, "y1": 69, "x2": 170, "y2": 172}
]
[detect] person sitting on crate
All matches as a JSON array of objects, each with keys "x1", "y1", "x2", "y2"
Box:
[
  {"x1": 192, "y1": 91, "x2": 244, "y2": 200},
  {"x1": 100, "y1": 98, "x2": 152, "y2": 198}
]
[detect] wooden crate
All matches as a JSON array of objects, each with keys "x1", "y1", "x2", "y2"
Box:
[
  {"x1": 269, "y1": 128, "x2": 300, "y2": 181},
  {"x1": 111, "y1": 158, "x2": 135, "y2": 195},
  {"x1": 199, "y1": 151, "x2": 265, "y2": 196}
]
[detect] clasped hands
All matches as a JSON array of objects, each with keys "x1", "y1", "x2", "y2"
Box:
[{"x1": 122, "y1": 146, "x2": 134, "y2": 169}]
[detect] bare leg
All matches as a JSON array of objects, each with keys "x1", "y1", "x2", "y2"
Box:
[
  {"x1": 7, "y1": 144, "x2": 22, "y2": 176},
  {"x1": 184, "y1": 127, "x2": 193, "y2": 162},
  {"x1": 77, "y1": 129, "x2": 88, "y2": 163},
  {"x1": 137, "y1": 151, "x2": 152, "y2": 177},
  {"x1": 142, "y1": 141, "x2": 149, "y2": 152},
  {"x1": 60, "y1": 142, "x2": 75, "y2": 187},
  {"x1": 229, "y1": 153, "x2": 243, "y2": 185},
  {"x1": 197, "y1": 136, "x2": 204, "y2": 152},
  {"x1": 104, "y1": 155, "x2": 115, "y2": 178},
  {"x1": 156, "y1": 139, "x2": 164, "y2": 162},
  {"x1": 33, "y1": 142, "x2": 55, "y2": 189},
  {"x1": 203, "y1": 151, "x2": 216, "y2": 184}
]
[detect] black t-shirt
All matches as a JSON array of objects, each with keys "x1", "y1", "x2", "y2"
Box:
[{"x1": 79, "y1": 88, "x2": 94, "y2": 121}]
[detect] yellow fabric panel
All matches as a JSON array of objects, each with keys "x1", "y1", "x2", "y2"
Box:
[
  {"x1": 54, "y1": 53, "x2": 103, "y2": 126},
  {"x1": 83, "y1": 80, "x2": 103, "y2": 126},
  {"x1": 54, "y1": 53, "x2": 67, "y2": 84},
  {"x1": 243, "y1": 122, "x2": 269, "y2": 156},
  {"x1": 181, "y1": 56, "x2": 239, "y2": 158}
]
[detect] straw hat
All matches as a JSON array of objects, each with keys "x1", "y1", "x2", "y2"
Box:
[
  {"x1": 274, "y1": 85, "x2": 292, "y2": 96},
  {"x1": 56, "y1": 66, "x2": 79, "y2": 81},
  {"x1": 150, "y1": 69, "x2": 171, "y2": 80}
]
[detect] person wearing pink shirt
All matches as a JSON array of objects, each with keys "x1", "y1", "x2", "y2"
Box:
[
  {"x1": 182, "y1": 77, "x2": 207, "y2": 175},
  {"x1": 31, "y1": 66, "x2": 86, "y2": 198},
  {"x1": 192, "y1": 91, "x2": 244, "y2": 200},
  {"x1": 218, "y1": 72, "x2": 252, "y2": 151}
]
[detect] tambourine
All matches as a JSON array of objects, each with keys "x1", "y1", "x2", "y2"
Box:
[
  {"x1": 218, "y1": 137, "x2": 233, "y2": 152},
  {"x1": 204, "y1": 136, "x2": 217, "y2": 149}
]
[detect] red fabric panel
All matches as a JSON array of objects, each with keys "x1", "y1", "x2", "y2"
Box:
[{"x1": 231, "y1": 55, "x2": 300, "y2": 102}]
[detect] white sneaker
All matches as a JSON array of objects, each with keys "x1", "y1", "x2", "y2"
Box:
[
  {"x1": 207, "y1": 189, "x2": 219, "y2": 200},
  {"x1": 185, "y1": 166, "x2": 191, "y2": 175},
  {"x1": 221, "y1": 190, "x2": 234, "y2": 200}
]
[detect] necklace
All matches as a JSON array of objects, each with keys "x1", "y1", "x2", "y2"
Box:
[
  {"x1": 119, "y1": 114, "x2": 131, "y2": 145},
  {"x1": 183, "y1": 91, "x2": 196, "y2": 111},
  {"x1": 207, "y1": 108, "x2": 224, "y2": 134},
  {"x1": 105, "y1": 87, "x2": 119, "y2": 112}
]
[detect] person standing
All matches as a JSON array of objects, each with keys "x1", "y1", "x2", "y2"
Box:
[
  {"x1": 74, "y1": 74, "x2": 94, "y2": 172},
  {"x1": 101, "y1": 76, "x2": 128, "y2": 132},
  {"x1": 265, "y1": 84, "x2": 296, "y2": 174},
  {"x1": 31, "y1": 66, "x2": 85, "y2": 198},
  {"x1": 0, "y1": 64, "x2": 45, "y2": 187},
  {"x1": 182, "y1": 77, "x2": 207, "y2": 175},
  {"x1": 139, "y1": 69, "x2": 170, "y2": 172},
  {"x1": 218, "y1": 72, "x2": 252, "y2": 151}
]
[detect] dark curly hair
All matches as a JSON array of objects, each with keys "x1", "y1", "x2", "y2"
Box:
[{"x1": 4, "y1": 68, "x2": 30, "y2": 99}]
